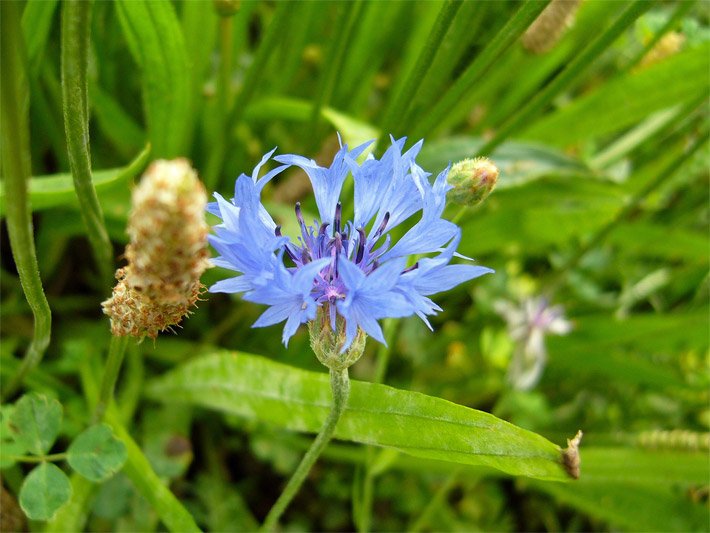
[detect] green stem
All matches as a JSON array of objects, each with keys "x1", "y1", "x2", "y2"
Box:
[
  {"x1": 61, "y1": 0, "x2": 114, "y2": 286},
  {"x1": 379, "y1": 0, "x2": 462, "y2": 144},
  {"x1": 94, "y1": 335, "x2": 130, "y2": 422},
  {"x1": 0, "y1": 0, "x2": 52, "y2": 400},
  {"x1": 4, "y1": 453, "x2": 67, "y2": 463},
  {"x1": 261, "y1": 367, "x2": 351, "y2": 531},
  {"x1": 412, "y1": 0, "x2": 551, "y2": 140},
  {"x1": 478, "y1": 0, "x2": 653, "y2": 156},
  {"x1": 105, "y1": 409, "x2": 202, "y2": 532}
]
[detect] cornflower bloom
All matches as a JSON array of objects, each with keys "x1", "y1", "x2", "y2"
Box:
[{"x1": 208, "y1": 137, "x2": 493, "y2": 351}]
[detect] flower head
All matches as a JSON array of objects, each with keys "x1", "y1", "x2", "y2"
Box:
[
  {"x1": 208, "y1": 137, "x2": 493, "y2": 350},
  {"x1": 102, "y1": 159, "x2": 210, "y2": 338}
]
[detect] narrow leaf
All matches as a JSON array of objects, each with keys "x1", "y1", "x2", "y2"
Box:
[
  {"x1": 9, "y1": 392, "x2": 62, "y2": 456},
  {"x1": 147, "y1": 352, "x2": 571, "y2": 481},
  {"x1": 19, "y1": 463, "x2": 72, "y2": 521},
  {"x1": 0, "y1": 144, "x2": 151, "y2": 217},
  {"x1": 67, "y1": 424, "x2": 128, "y2": 482}
]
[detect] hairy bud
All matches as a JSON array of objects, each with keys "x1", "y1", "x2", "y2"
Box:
[
  {"x1": 102, "y1": 159, "x2": 210, "y2": 338},
  {"x1": 447, "y1": 157, "x2": 499, "y2": 207},
  {"x1": 308, "y1": 307, "x2": 366, "y2": 371}
]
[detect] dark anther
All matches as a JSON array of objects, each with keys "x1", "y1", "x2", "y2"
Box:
[
  {"x1": 355, "y1": 228, "x2": 366, "y2": 264},
  {"x1": 274, "y1": 225, "x2": 282, "y2": 237},
  {"x1": 334, "y1": 202, "x2": 342, "y2": 234},
  {"x1": 375, "y1": 212, "x2": 390, "y2": 237},
  {"x1": 402, "y1": 262, "x2": 419, "y2": 273},
  {"x1": 319, "y1": 222, "x2": 330, "y2": 236},
  {"x1": 295, "y1": 202, "x2": 304, "y2": 224}
]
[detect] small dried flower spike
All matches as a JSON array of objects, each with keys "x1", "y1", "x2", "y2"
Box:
[
  {"x1": 102, "y1": 159, "x2": 210, "y2": 339},
  {"x1": 447, "y1": 157, "x2": 499, "y2": 207},
  {"x1": 522, "y1": 0, "x2": 581, "y2": 54}
]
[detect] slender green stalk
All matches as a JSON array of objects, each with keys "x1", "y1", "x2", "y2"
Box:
[
  {"x1": 0, "y1": 0, "x2": 52, "y2": 400},
  {"x1": 205, "y1": 3, "x2": 291, "y2": 188},
  {"x1": 106, "y1": 409, "x2": 202, "y2": 533},
  {"x1": 311, "y1": 1, "x2": 364, "y2": 142},
  {"x1": 379, "y1": 0, "x2": 462, "y2": 143},
  {"x1": 261, "y1": 368, "x2": 351, "y2": 531},
  {"x1": 412, "y1": 0, "x2": 551, "y2": 140},
  {"x1": 4, "y1": 453, "x2": 67, "y2": 463},
  {"x1": 478, "y1": 0, "x2": 653, "y2": 156},
  {"x1": 94, "y1": 334, "x2": 130, "y2": 422},
  {"x1": 546, "y1": 129, "x2": 707, "y2": 293},
  {"x1": 61, "y1": 0, "x2": 114, "y2": 285}
]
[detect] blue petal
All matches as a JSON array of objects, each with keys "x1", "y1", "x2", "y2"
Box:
[{"x1": 209, "y1": 276, "x2": 252, "y2": 294}]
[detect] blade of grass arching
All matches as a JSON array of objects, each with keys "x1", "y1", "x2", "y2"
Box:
[
  {"x1": 411, "y1": 0, "x2": 551, "y2": 140},
  {"x1": 115, "y1": 0, "x2": 192, "y2": 158},
  {"x1": 524, "y1": 42, "x2": 709, "y2": 146},
  {"x1": 625, "y1": 0, "x2": 696, "y2": 70},
  {"x1": 478, "y1": 0, "x2": 654, "y2": 156},
  {"x1": 21, "y1": 0, "x2": 59, "y2": 76},
  {"x1": 378, "y1": 0, "x2": 462, "y2": 143},
  {"x1": 0, "y1": 0, "x2": 52, "y2": 400},
  {"x1": 310, "y1": 1, "x2": 365, "y2": 144},
  {"x1": 61, "y1": 0, "x2": 114, "y2": 286},
  {"x1": 400, "y1": 0, "x2": 485, "y2": 132},
  {"x1": 204, "y1": 2, "x2": 291, "y2": 189}
]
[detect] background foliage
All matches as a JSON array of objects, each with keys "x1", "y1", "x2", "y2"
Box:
[{"x1": 1, "y1": 0, "x2": 708, "y2": 531}]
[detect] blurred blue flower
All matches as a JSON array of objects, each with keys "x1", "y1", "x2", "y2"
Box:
[{"x1": 208, "y1": 137, "x2": 493, "y2": 349}]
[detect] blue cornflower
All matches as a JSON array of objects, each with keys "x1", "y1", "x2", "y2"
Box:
[{"x1": 208, "y1": 137, "x2": 493, "y2": 350}]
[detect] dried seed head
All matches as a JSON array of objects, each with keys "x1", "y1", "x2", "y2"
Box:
[
  {"x1": 102, "y1": 159, "x2": 210, "y2": 339},
  {"x1": 447, "y1": 157, "x2": 499, "y2": 207},
  {"x1": 522, "y1": 0, "x2": 582, "y2": 54},
  {"x1": 638, "y1": 31, "x2": 685, "y2": 69},
  {"x1": 562, "y1": 430, "x2": 583, "y2": 479}
]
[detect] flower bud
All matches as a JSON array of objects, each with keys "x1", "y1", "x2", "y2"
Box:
[
  {"x1": 447, "y1": 157, "x2": 499, "y2": 207},
  {"x1": 308, "y1": 307, "x2": 366, "y2": 371},
  {"x1": 102, "y1": 159, "x2": 210, "y2": 339},
  {"x1": 213, "y1": 0, "x2": 240, "y2": 17},
  {"x1": 522, "y1": 0, "x2": 581, "y2": 54}
]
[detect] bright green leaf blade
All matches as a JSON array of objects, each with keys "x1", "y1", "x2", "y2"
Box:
[
  {"x1": 67, "y1": 424, "x2": 128, "y2": 482},
  {"x1": 9, "y1": 392, "x2": 62, "y2": 456},
  {"x1": 146, "y1": 352, "x2": 570, "y2": 481},
  {"x1": 0, "y1": 144, "x2": 150, "y2": 217},
  {"x1": 21, "y1": 0, "x2": 59, "y2": 75},
  {"x1": 115, "y1": 0, "x2": 191, "y2": 158},
  {"x1": 417, "y1": 136, "x2": 593, "y2": 186},
  {"x1": 19, "y1": 463, "x2": 72, "y2": 521},
  {"x1": 526, "y1": 43, "x2": 710, "y2": 145}
]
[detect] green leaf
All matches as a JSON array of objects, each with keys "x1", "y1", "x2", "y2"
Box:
[
  {"x1": 526, "y1": 44, "x2": 710, "y2": 145},
  {"x1": 146, "y1": 352, "x2": 570, "y2": 481},
  {"x1": 9, "y1": 393, "x2": 62, "y2": 456},
  {"x1": 115, "y1": 0, "x2": 191, "y2": 158},
  {"x1": 19, "y1": 463, "x2": 72, "y2": 521},
  {"x1": 0, "y1": 144, "x2": 151, "y2": 217},
  {"x1": 21, "y1": 0, "x2": 59, "y2": 75},
  {"x1": 1, "y1": 404, "x2": 24, "y2": 468},
  {"x1": 417, "y1": 136, "x2": 593, "y2": 186},
  {"x1": 67, "y1": 424, "x2": 127, "y2": 482}
]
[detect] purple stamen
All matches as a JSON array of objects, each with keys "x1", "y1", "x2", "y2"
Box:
[
  {"x1": 355, "y1": 228, "x2": 366, "y2": 264},
  {"x1": 374, "y1": 212, "x2": 390, "y2": 238},
  {"x1": 334, "y1": 201, "x2": 342, "y2": 234}
]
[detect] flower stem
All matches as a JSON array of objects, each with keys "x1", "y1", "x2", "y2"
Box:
[
  {"x1": 0, "y1": 0, "x2": 52, "y2": 401},
  {"x1": 61, "y1": 0, "x2": 114, "y2": 286},
  {"x1": 261, "y1": 367, "x2": 351, "y2": 531},
  {"x1": 93, "y1": 335, "x2": 130, "y2": 422}
]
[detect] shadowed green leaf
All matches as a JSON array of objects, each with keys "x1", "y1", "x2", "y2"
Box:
[
  {"x1": 9, "y1": 393, "x2": 62, "y2": 456},
  {"x1": 19, "y1": 463, "x2": 72, "y2": 521},
  {"x1": 67, "y1": 424, "x2": 128, "y2": 482},
  {"x1": 146, "y1": 352, "x2": 570, "y2": 481}
]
